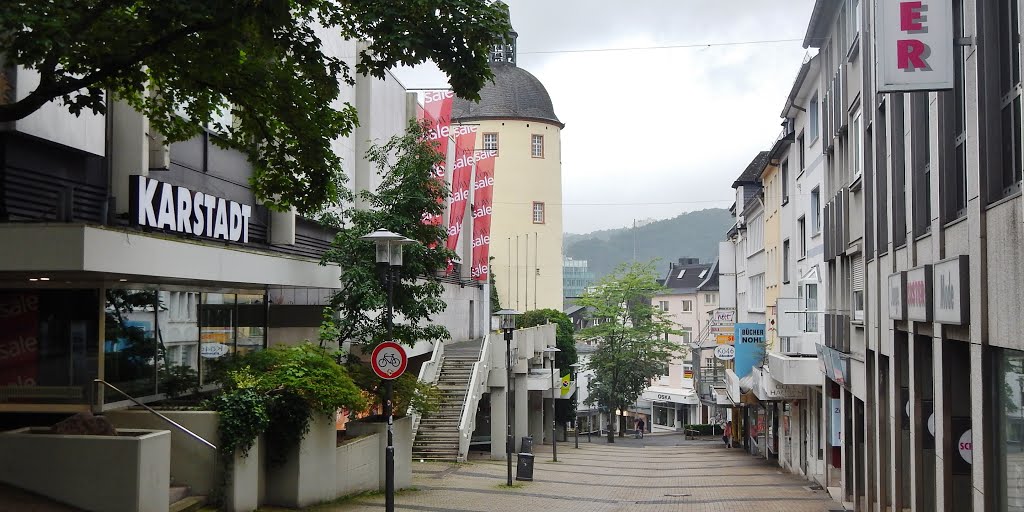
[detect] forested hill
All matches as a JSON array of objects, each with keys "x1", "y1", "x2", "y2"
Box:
[{"x1": 564, "y1": 208, "x2": 733, "y2": 279}]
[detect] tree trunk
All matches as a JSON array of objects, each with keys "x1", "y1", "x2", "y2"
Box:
[{"x1": 606, "y1": 411, "x2": 614, "y2": 443}]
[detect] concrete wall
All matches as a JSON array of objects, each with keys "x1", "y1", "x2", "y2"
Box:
[
  {"x1": 265, "y1": 414, "x2": 338, "y2": 508},
  {"x1": 431, "y1": 282, "x2": 488, "y2": 344},
  {"x1": 471, "y1": 119, "x2": 564, "y2": 311},
  {"x1": 346, "y1": 416, "x2": 413, "y2": 491},
  {"x1": 11, "y1": 67, "x2": 106, "y2": 156},
  {"x1": 0, "y1": 428, "x2": 170, "y2": 512},
  {"x1": 336, "y1": 434, "x2": 380, "y2": 496},
  {"x1": 106, "y1": 410, "x2": 261, "y2": 512}
]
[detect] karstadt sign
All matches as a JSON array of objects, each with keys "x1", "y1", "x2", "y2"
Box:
[
  {"x1": 129, "y1": 175, "x2": 253, "y2": 243},
  {"x1": 876, "y1": 0, "x2": 955, "y2": 92}
]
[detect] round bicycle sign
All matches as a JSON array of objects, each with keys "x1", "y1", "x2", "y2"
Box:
[{"x1": 371, "y1": 341, "x2": 407, "y2": 380}]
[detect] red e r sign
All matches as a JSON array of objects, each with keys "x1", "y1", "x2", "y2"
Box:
[{"x1": 898, "y1": 1, "x2": 929, "y2": 70}]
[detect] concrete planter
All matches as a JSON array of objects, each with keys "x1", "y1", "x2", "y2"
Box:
[
  {"x1": 0, "y1": 427, "x2": 170, "y2": 512},
  {"x1": 264, "y1": 413, "x2": 338, "y2": 508},
  {"x1": 106, "y1": 410, "x2": 261, "y2": 512},
  {"x1": 335, "y1": 434, "x2": 380, "y2": 496},
  {"x1": 346, "y1": 416, "x2": 413, "y2": 491}
]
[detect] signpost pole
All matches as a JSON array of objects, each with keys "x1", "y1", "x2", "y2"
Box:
[{"x1": 385, "y1": 265, "x2": 395, "y2": 512}]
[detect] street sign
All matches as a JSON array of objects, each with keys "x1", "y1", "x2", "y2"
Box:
[
  {"x1": 716, "y1": 334, "x2": 734, "y2": 344},
  {"x1": 371, "y1": 341, "x2": 408, "y2": 380}
]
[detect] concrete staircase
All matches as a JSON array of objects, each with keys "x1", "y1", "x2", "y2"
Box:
[{"x1": 412, "y1": 340, "x2": 482, "y2": 461}]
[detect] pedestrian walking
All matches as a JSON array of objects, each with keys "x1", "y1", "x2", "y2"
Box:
[
  {"x1": 723, "y1": 420, "x2": 733, "y2": 448},
  {"x1": 635, "y1": 417, "x2": 645, "y2": 439}
]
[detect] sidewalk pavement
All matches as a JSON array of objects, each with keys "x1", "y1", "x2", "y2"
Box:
[{"x1": 273, "y1": 432, "x2": 845, "y2": 512}]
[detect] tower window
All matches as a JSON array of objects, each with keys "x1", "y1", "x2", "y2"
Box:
[
  {"x1": 483, "y1": 133, "x2": 499, "y2": 152},
  {"x1": 532, "y1": 134, "x2": 544, "y2": 158},
  {"x1": 532, "y1": 202, "x2": 545, "y2": 224}
]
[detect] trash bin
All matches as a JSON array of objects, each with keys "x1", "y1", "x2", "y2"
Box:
[
  {"x1": 516, "y1": 453, "x2": 534, "y2": 481},
  {"x1": 520, "y1": 436, "x2": 533, "y2": 454}
]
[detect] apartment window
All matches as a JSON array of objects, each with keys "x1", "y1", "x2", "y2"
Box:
[
  {"x1": 783, "y1": 239, "x2": 791, "y2": 283},
  {"x1": 810, "y1": 187, "x2": 821, "y2": 234},
  {"x1": 531, "y1": 134, "x2": 544, "y2": 158},
  {"x1": 892, "y1": 94, "x2": 908, "y2": 246},
  {"x1": 798, "y1": 216, "x2": 807, "y2": 257},
  {"x1": 749, "y1": 273, "x2": 766, "y2": 312},
  {"x1": 912, "y1": 93, "x2": 932, "y2": 235},
  {"x1": 805, "y1": 283, "x2": 819, "y2": 332},
  {"x1": 704, "y1": 293, "x2": 715, "y2": 304},
  {"x1": 810, "y1": 93, "x2": 820, "y2": 141},
  {"x1": 852, "y1": 109, "x2": 864, "y2": 181},
  {"x1": 532, "y1": 202, "x2": 545, "y2": 224},
  {"x1": 746, "y1": 213, "x2": 764, "y2": 255},
  {"x1": 658, "y1": 301, "x2": 669, "y2": 312},
  {"x1": 797, "y1": 132, "x2": 806, "y2": 172},
  {"x1": 852, "y1": 254, "x2": 865, "y2": 322},
  {"x1": 677, "y1": 269, "x2": 686, "y2": 279},
  {"x1": 483, "y1": 133, "x2": 499, "y2": 152},
  {"x1": 946, "y1": 0, "x2": 968, "y2": 221},
  {"x1": 992, "y1": 0, "x2": 1024, "y2": 201},
  {"x1": 850, "y1": 0, "x2": 862, "y2": 40},
  {"x1": 680, "y1": 328, "x2": 692, "y2": 344},
  {"x1": 698, "y1": 269, "x2": 708, "y2": 279},
  {"x1": 781, "y1": 160, "x2": 790, "y2": 204},
  {"x1": 681, "y1": 300, "x2": 693, "y2": 312}
]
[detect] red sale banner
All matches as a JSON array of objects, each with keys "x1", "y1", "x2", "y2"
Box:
[
  {"x1": 0, "y1": 292, "x2": 40, "y2": 386},
  {"x1": 470, "y1": 150, "x2": 497, "y2": 281},
  {"x1": 422, "y1": 90, "x2": 455, "y2": 228},
  {"x1": 445, "y1": 127, "x2": 478, "y2": 260}
]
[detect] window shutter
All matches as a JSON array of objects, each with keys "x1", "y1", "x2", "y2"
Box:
[{"x1": 852, "y1": 254, "x2": 864, "y2": 291}]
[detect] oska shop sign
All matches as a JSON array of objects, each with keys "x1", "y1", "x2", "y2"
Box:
[{"x1": 130, "y1": 175, "x2": 253, "y2": 243}]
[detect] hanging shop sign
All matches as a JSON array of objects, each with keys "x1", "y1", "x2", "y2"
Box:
[
  {"x1": 200, "y1": 343, "x2": 230, "y2": 359},
  {"x1": 470, "y1": 151, "x2": 497, "y2": 281},
  {"x1": 905, "y1": 265, "x2": 932, "y2": 322},
  {"x1": 876, "y1": 0, "x2": 955, "y2": 92},
  {"x1": 734, "y1": 323, "x2": 766, "y2": 379},
  {"x1": 933, "y1": 255, "x2": 969, "y2": 325},
  {"x1": 888, "y1": 272, "x2": 906, "y2": 320},
  {"x1": 714, "y1": 344, "x2": 736, "y2": 361},
  {"x1": 129, "y1": 175, "x2": 252, "y2": 243}
]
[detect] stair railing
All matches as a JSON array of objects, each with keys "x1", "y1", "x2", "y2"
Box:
[
  {"x1": 410, "y1": 339, "x2": 446, "y2": 446},
  {"x1": 93, "y1": 379, "x2": 216, "y2": 450},
  {"x1": 456, "y1": 333, "x2": 492, "y2": 461}
]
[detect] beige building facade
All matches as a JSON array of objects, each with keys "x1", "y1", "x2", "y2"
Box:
[{"x1": 452, "y1": 29, "x2": 565, "y2": 312}]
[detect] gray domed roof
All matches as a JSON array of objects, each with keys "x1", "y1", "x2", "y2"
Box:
[{"x1": 452, "y1": 62, "x2": 563, "y2": 128}]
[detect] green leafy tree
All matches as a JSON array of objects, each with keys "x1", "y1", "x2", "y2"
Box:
[
  {"x1": 0, "y1": 0, "x2": 511, "y2": 213},
  {"x1": 577, "y1": 262, "x2": 679, "y2": 442},
  {"x1": 320, "y1": 120, "x2": 454, "y2": 350},
  {"x1": 518, "y1": 309, "x2": 578, "y2": 424}
]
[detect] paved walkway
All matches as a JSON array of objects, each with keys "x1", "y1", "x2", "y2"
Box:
[{"x1": 292, "y1": 433, "x2": 843, "y2": 512}]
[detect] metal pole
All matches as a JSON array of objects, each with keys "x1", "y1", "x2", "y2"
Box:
[
  {"x1": 574, "y1": 369, "x2": 579, "y2": 449},
  {"x1": 550, "y1": 360, "x2": 557, "y2": 462},
  {"x1": 385, "y1": 264, "x2": 395, "y2": 512},
  {"x1": 506, "y1": 332, "x2": 513, "y2": 486}
]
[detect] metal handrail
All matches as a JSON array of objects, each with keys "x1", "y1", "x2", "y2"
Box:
[{"x1": 93, "y1": 379, "x2": 217, "y2": 451}]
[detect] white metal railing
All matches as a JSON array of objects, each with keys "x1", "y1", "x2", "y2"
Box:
[
  {"x1": 457, "y1": 333, "x2": 492, "y2": 461},
  {"x1": 410, "y1": 340, "x2": 446, "y2": 446}
]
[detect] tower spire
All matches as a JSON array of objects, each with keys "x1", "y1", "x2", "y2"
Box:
[{"x1": 489, "y1": 1, "x2": 517, "y2": 65}]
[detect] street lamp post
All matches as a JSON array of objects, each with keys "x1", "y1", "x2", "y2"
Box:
[
  {"x1": 496, "y1": 309, "x2": 520, "y2": 486},
  {"x1": 543, "y1": 346, "x2": 561, "y2": 462},
  {"x1": 570, "y1": 362, "x2": 583, "y2": 450},
  {"x1": 360, "y1": 229, "x2": 416, "y2": 512}
]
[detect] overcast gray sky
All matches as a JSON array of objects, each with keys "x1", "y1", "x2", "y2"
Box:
[{"x1": 392, "y1": 0, "x2": 816, "y2": 234}]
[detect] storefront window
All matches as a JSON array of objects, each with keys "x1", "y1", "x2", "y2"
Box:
[
  {"x1": 104, "y1": 289, "x2": 160, "y2": 401},
  {"x1": 995, "y1": 347, "x2": 1024, "y2": 511},
  {"x1": 0, "y1": 290, "x2": 99, "y2": 405}
]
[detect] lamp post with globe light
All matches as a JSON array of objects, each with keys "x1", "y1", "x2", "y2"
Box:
[
  {"x1": 496, "y1": 309, "x2": 520, "y2": 486},
  {"x1": 543, "y1": 346, "x2": 561, "y2": 461},
  {"x1": 359, "y1": 229, "x2": 416, "y2": 512}
]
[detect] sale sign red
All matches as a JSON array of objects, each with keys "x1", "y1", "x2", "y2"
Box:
[
  {"x1": 421, "y1": 90, "x2": 455, "y2": 228},
  {"x1": 0, "y1": 292, "x2": 40, "y2": 386},
  {"x1": 470, "y1": 150, "x2": 497, "y2": 281},
  {"x1": 445, "y1": 127, "x2": 479, "y2": 264}
]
